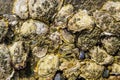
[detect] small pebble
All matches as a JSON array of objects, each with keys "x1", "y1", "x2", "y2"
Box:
[
  {"x1": 79, "y1": 51, "x2": 85, "y2": 60},
  {"x1": 102, "y1": 69, "x2": 109, "y2": 78}
]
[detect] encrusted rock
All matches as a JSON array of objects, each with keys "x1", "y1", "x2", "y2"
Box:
[
  {"x1": 89, "y1": 46, "x2": 114, "y2": 65},
  {"x1": 68, "y1": 9, "x2": 94, "y2": 33}
]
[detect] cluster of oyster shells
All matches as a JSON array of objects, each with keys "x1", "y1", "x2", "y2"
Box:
[{"x1": 0, "y1": 0, "x2": 120, "y2": 80}]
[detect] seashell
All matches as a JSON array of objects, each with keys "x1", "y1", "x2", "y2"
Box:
[
  {"x1": 35, "y1": 54, "x2": 59, "y2": 79},
  {"x1": 9, "y1": 41, "x2": 29, "y2": 70},
  {"x1": 20, "y1": 19, "x2": 48, "y2": 36},
  {"x1": 0, "y1": 18, "x2": 8, "y2": 42},
  {"x1": 54, "y1": 4, "x2": 74, "y2": 28},
  {"x1": 77, "y1": 27, "x2": 101, "y2": 51},
  {"x1": 80, "y1": 61, "x2": 104, "y2": 79},
  {"x1": 89, "y1": 46, "x2": 114, "y2": 65},
  {"x1": 3, "y1": 14, "x2": 18, "y2": 26},
  {"x1": 28, "y1": 0, "x2": 63, "y2": 22},
  {"x1": 94, "y1": 10, "x2": 120, "y2": 35},
  {"x1": 58, "y1": 43, "x2": 79, "y2": 58},
  {"x1": 68, "y1": 9, "x2": 94, "y2": 33},
  {"x1": 0, "y1": 44, "x2": 14, "y2": 80},
  {"x1": 102, "y1": 1, "x2": 120, "y2": 21},
  {"x1": 13, "y1": 0, "x2": 28, "y2": 19},
  {"x1": 59, "y1": 59, "x2": 80, "y2": 79},
  {"x1": 101, "y1": 37, "x2": 120, "y2": 55},
  {"x1": 60, "y1": 29, "x2": 75, "y2": 43},
  {"x1": 32, "y1": 46, "x2": 48, "y2": 58}
]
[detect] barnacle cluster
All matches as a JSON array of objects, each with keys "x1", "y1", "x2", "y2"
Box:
[{"x1": 0, "y1": 0, "x2": 120, "y2": 80}]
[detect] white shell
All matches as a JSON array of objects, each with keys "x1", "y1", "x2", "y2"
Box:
[
  {"x1": 20, "y1": 19, "x2": 48, "y2": 36},
  {"x1": 13, "y1": 0, "x2": 28, "y2": 19}
]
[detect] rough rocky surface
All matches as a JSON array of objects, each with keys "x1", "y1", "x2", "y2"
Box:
[{"x1": 0, "y1": 0, "x2": 120, "y2": 80}]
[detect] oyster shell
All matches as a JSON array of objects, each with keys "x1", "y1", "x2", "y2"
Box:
[
  {"x1": 89, "y1": 46, "x2": 114, "y2": 65},
  {"x1": 60, "y1": 29, "x2": 75, "y2": 43},
  {"x1": 20, "y1": 19, "x2": 48, "y2": 36},
  {"x1": 59, "y1": 59, "x2": 80, "y2": 80},
  {"x1": 93, "y1": 10, "x2": 120, "y2": 35},
  {"x1": 0, "y1": 44, "x2": 14, "y2": 80},
  {"x1": 3, "y1": 14, "x2": 18, "y2": 26},
  {"x1": 101, "y1": 37, "x2": 120, "y2": 55},
  {"x1": 9, "y1": 41, "x2": 29, "y2": 70},
  {"x1": 13, "y1": 0, "x2": 28, "y2": 19},
  {"x1": 28, "y1": 0, "x2": 63, "y2": 22},
  {"x1": 80, "y1": 60, "x2": 104, "y2": 79},
  {"x1": 68, "y1": 9, "x2": 94, "y2": 33},
  {"x1": 102, "y1": 1, "x2": 120, "y2": 21},
  {"x1": 58, "y1": 43, "x2": 79, "y2": 58},
  {"x1": 0, "y1": 18, "x2": 8, "y2": 42},
  {"x1": 35, "y1": 54, "x2": 59, "y2": 79},
  {"x1": 32, "y1": 45, "x2": 48, "y2": 58},
  {"x1": 77, "y1": 27, "x2": 101, "y2": 51},
  {"x1": 54, "y1": 4, "x2": 74, "y2": 28}
]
